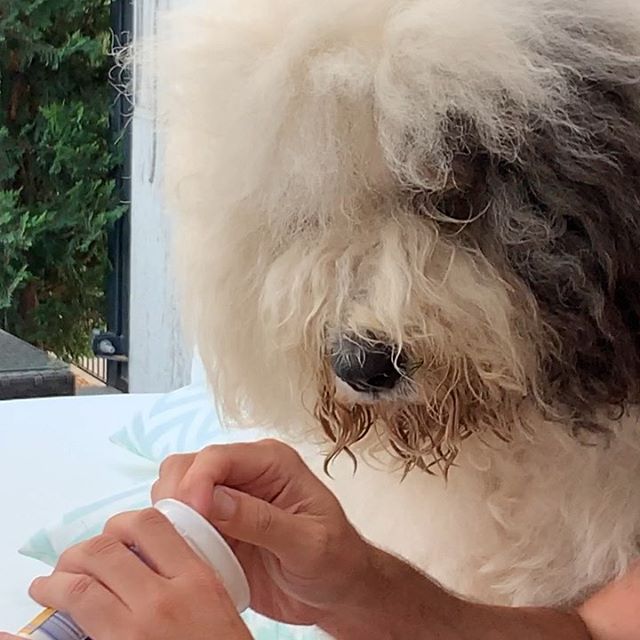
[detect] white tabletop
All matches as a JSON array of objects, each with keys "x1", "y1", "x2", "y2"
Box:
[{"x1": 0, "y1": 394, "x2": 162, "y2": 632}]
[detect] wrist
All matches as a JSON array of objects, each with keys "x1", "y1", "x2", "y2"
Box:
[
  {"x1": 472, "y1": 605, "x2": 593, "y2": 640},
  {"x1": 318, "y1": 545, "x2": 391, "y2": 638},
  {"x1": 318, "y1": 545, "x2": 465, "y2": 640},
  {"x1": 316, "y1": 542, "x2": 381, "y2": 634},
  {"x1": 318, "y1": 545, "x2": 593, "y2": 640}
]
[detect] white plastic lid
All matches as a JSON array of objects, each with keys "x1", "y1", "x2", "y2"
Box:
[{"x1": 154, "y1": 499, "x2": 251, "y2": 612}]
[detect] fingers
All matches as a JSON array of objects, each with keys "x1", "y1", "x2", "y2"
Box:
[
  {"x1": 29, "y1": 572, "x2": 128, "y2": 636},
  {"x1": 104, "y1": 508, "x2": 207, "y2": 579},
  {"x1": 177, "y1": 440, "x2": 295, "y2": 515},
  {"x1": 175, "y1": 440, "x2": 325, "y2": 516},
  {"x1": 56, "y1": 532, "x2": 159, "y2": 605},
  {"x1": 152, "y1": 453, "x2": 195, "y2": 503},
  {"x1": 209, "y1": 486, "x2": 326, "y2": 566}
]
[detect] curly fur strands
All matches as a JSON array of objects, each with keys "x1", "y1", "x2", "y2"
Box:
[
  {"x1": 314, "y1": 6, "x2": 640, "y2": 467},
  {"x1": 149, "y1": 0, "x2": 640, "y2": 612},
  {"x1": 155, "y1": 0, "x2": 640, "y2": 471},
  {"x1": 415, "y1": 76, "x2": 640, "y2": 432},
  {"x1": 316, "y1": 359, "x2": 524, "y2": 476}
]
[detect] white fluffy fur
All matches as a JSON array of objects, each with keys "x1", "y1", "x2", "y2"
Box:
[
  {"x1": 153, "y1": 0, "x2": 640, "y2": 613},
  {"x1": 312, "y1": 411, "x2": 640, "y2": 607}
]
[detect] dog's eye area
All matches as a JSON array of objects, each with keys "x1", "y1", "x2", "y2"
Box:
[
  {"x1": 432, "y1": 188, "x2": 477, "y2": 222},
  {"x1": 410, "y1": 185, "x2": 480, "y2": 223},
  {"x1": 410, "y1": 152, "x2": 489, "y2": 224}
]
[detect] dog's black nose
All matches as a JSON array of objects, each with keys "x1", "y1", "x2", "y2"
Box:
[{"x1": 331, "y1": 335, "x2": 405, "y2": 392}]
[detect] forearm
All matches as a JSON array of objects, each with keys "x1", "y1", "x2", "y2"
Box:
[{"x1": 320, "y1": 547, "x2": 592, "y2": 640}]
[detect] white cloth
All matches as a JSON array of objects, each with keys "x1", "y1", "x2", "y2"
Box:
[{"x1": 0, "y1": 394, "x2": 161, "y2": 632}]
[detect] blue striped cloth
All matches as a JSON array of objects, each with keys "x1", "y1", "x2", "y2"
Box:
[{"x1": 109, "y1": 382, "x2": 266, "y2": 461}]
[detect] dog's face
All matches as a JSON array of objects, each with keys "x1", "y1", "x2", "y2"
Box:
[{"x1": 159, "y1": 0, "x2": 640, "y2": 470}]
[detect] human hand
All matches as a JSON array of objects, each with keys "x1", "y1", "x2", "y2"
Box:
[
  {"x1": 1, "y1": 509, "x2": 252, "y2": 640},
  {"x1": 578, "y1": 561, "x2": 640, "y2": 640},
  {"x1": 152, "y1": 439, "x2": 375, "y2": 627}
]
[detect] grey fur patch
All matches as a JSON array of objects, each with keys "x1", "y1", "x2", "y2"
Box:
[{"x1": 411, "y1": 50, "x2": 640, "y2": 427}]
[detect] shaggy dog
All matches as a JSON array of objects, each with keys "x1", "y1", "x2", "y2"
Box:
[{"x1": 153, "y1": 0, "x2": 640, "y2": 612}]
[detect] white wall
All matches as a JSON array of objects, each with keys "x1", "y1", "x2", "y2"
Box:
[{"x1": 128, "y1": 0, "x2": 190, "y2": 392}]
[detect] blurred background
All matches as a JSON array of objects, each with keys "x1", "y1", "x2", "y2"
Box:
[{"x1": 1, "y1": 0, "x2": 191, "y2": 399}]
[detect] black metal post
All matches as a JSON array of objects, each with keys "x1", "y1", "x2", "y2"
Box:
[{"x1": 106, "y1": 0, "x2": 133, "y2": 392}]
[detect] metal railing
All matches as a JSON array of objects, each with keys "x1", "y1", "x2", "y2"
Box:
[
  {"x1": 100, "y1": 0, "x2": 133, "y2": 392},
  {"x1": 74, "y1": 356, "x2": 108, "y2": 384}
]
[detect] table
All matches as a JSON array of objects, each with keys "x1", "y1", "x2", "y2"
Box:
[
  {"x1": 0, "y1": 330, "x2": 75, "y2": 400},
  {"x1": 0, "y1": 393, "x2": 161, "y2": 632}
]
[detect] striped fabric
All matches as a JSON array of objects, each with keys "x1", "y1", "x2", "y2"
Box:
[{"x1": 109, "y1": 383, "x2": 266, "y2": 461}]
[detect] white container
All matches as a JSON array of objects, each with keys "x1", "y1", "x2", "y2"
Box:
[
  {"x1": 18, "y1": 499, "x2": 251, "y2": 639},
  {"x1": 154, "y1": 498, "x2": 251, "y2": 611}
]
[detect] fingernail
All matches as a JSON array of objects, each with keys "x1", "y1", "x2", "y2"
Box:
[{"x1": 212, "y1": 487, "x2": 237, "y2": 521}]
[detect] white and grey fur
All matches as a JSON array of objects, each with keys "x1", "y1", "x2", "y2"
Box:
[{"x1": 153, "y1": 0, "x2": 640, "y2": 613}]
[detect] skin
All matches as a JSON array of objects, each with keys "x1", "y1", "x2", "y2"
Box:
[
  {"x1": 2, "y1": 440, "x2": 639, "y2": 640},
  {"x1": 578, "y1": 564, "x2": 640, "y2": 640},
  {"x1": 8, "y1": 508, "x2": 253, "y2": 640}
]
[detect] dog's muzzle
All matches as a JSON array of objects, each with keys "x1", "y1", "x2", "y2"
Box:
[{"x1": 330, "y1": 334, "x2": 406, "y2": 393}]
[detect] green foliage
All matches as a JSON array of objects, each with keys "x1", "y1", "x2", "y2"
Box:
[{"x1": 0, "y1": 0, "x2": 125, "y2": 358}]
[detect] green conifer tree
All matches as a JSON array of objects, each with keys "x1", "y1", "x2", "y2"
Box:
[{"x1": 0, "y1": 0, "x2": 125, "y2": 358}]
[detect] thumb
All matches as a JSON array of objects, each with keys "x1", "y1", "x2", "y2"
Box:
[{"x1": 210, "y1": 486, "x2": 317, "y2": 564}]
